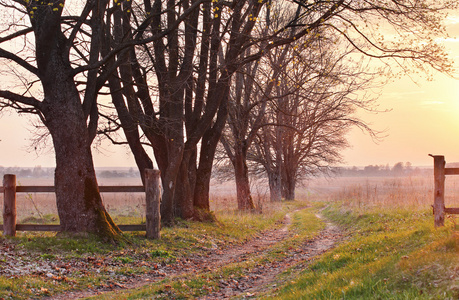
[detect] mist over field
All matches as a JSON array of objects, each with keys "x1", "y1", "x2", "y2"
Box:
[{"x1": 1, "y1": 161, "x2": 452, "y2": 226}]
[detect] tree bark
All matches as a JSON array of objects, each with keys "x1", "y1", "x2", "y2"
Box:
[
  {"x1": 173, "y1": 149, "x2": 195, "y2": 220},
  {"x1": 193, "y1": 128, "x2": 223, "y2": 215},
  {"x1": 268, "y1": 172, "x2": 282, "y2": 202},
  {"x1": 282, "y1": 174, "x2": 296, "y2": 201},
  {"x1": 193, "y1": 92, "x2": 229, "y2": 215},
  {"x1": 32, "y1": 3, "x2": 120, "y2": 240},
  {"x1": 45, "y1": 76, "x2": 120, "y2": 239},
  {"x1": 233, "y1": 150, "x2": 255, "y2": 210}
]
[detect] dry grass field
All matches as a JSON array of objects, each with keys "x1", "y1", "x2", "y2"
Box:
[
  {"x1": 305, "y1": 174, "x2": 459, "y2": 212},
  {"x1": 0, "y1": 177, "x2": 146, "y2": 224},
  {"x1": 2, "y1": 172, "x2": 459, "y2": 225},
  {"x1": 0, "y1": 176, "x2": 270, "y2": 224}
]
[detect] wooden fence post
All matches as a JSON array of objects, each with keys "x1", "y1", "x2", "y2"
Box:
[
  {"x1": 145, "y1": 169, "x2": 161, "y2": 239},
  {"x1": 430, "y1": 155, "x2": 445, "y2": 227},
  {"x1": 3, "y1": 174, "x2": 17, "y2": 236}
]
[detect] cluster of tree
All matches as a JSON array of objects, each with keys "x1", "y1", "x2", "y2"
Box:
[
  {"x1": 0, "y1": 0, "x2": 456, "y2": 240},
  {"x1": 97, "y1": 168, "x2": 139, "y2": 178},
  {"x1": 0, "y1": 166, "x2": 54, "y2": 178},
  {"x1": 336, "y1": 162, "x2": 426, "y2": 177}
]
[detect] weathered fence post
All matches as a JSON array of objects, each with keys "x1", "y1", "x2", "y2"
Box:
[
  {"x1": 145, "y1": 169, "x2": 161, "y2": 239},
  {"x1": 3, "y1": 174, "x2": 17, "y2": 236},
  {"x1": 430, "y1": 155, "x2": 445, "y2": 227}
]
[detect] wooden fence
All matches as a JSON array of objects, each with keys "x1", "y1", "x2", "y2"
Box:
[
  {"x1": 0, "y1": 169, "x2": 161, "y2": 239},
  {"x1": 430, "y1": 155, "x2": 459, "y2": 227}
]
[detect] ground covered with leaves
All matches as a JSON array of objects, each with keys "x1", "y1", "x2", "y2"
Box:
[
  {"x1": 1, "y1": 200, "x2": 459, "y2": 299},
  {"x1": 0, "y1": 202, "x2": 305, "y2": 299}
]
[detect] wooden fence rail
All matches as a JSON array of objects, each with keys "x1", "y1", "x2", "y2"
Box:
[
  {"x1": 430, "y1": 154, "x2": 459, "y2": 227},
  {"x1": 0, "y1": 169, "x2": 161, "y2": 239}
]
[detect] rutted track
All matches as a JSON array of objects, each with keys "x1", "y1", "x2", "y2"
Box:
[
  {"x1": 48, "y1": 210, "x2": 344, "y2": 299},
  {"x1": 199, "y1": 214, "x2": 344, "y2": 299}
]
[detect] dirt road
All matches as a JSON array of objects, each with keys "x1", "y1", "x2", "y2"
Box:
[{"x1": 47, "y1": 210, "x2": 344, "y2": 299}]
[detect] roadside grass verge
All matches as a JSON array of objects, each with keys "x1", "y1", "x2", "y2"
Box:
[
  {"x1": 264, "y1": 202, "x2": 459, "y2": 299},
  {"x1": 0, "y1": 200, "x2": 294, "y2": 300}
]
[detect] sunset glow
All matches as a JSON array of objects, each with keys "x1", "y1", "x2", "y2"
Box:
[{"x1": 1, "y1": 10, "x2": 459, "y2": 169}]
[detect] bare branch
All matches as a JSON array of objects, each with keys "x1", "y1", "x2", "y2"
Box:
[
  {"x1": 0, "y1": 90, "x2": 41, "y2": 108},
  {"x1": 0, "y1": 48, "x2": 39, "y2": 76}
]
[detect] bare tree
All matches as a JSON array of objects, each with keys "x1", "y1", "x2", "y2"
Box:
[
  {"x1": 103, "y1": 0, "x2": 281, "y2": 224},
  {"x1": 220, "y1": 0, "x2": 456, "y2": 204},
  {"x1": 252, "y1": 28, "x2": 383, "y2": 201},
  {"x1": 103, "y1": 0, "x2": 455, "y2": 220},
  {"x1": 0, "y1": 0, "x2": 182, "y2": 239},
  {"x1": 220, "y1": 45, "x2": 294, "y2": 210},
  {"x1": 0, "y1": 0, "x2": 124, "y2": 239}
]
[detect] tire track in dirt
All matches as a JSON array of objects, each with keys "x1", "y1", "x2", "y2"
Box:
[
  {"x1": 49, "y1": 210, "x2": 344, "y2": 299},
  {"x1": 199, "y1": 214, "x2": 344, "y2": 299}
]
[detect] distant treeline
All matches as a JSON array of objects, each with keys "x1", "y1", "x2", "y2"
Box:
[
  {"x1": 0, "y1": 166, "x2": 54, "y2": 178},
  {"x1": 0, "y1": 163, "x2": 430, "y2": 180},
  {"x1": 97, "y1": 168, "x2": 139, "y2": 178},
  {"x1": 0, "y1": 166, "x2": 140, "y2": 179},
  {"x1": 335, "y1": 162, "x2": 430, "y2": 177}
]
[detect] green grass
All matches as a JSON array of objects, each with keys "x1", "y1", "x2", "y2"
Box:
[
  {"x1": 19, "y1": 213, "x2": 59, "y2": 224},
  {"x1": 264, "y1": 202, "x2": 459, "y2": 300},
  {"x1": 86, "y1": 206, "x2": 324, "y2": 300},
  {"x1": 3, "y1": 197, "x2": 457, "y2": 300},
  {"x1": 0, "y1": 201, "x2": 293, "y2": 300}
]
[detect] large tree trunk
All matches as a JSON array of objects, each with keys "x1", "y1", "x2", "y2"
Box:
[
  {"x1": 173, "y1": 149, "x2": 195, "y2": 220},
  {"x1": 52, "y1": 131, "x2": 120, "y2": 238},
  {"x1": 282, "y1": 168, "x2": 296, "y2": 201},
  {"x1": 33, "y1": 6, "x2": 120, "y2": 239},
  {"x1": 43, "y1": 70, "x2": 120, "y2": 240}
]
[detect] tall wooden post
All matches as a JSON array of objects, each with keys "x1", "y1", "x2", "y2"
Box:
[
  {"x1": 3, "y1": 174, "x2": 17, "y2": 236},
  {"x1": 145, "y1": 169, "x2": 161, "y2": 239},
  {"x1": 430, "y1": 155, "x2": 445, "y2": 227}
]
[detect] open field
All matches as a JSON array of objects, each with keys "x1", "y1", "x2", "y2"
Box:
[
  {"x1": 0, "y1": 174, "x2": 458, "y2": 299},
  {"x1": 0, "y1": 176, "x2": 260, "y2": 224},
  {"x1": 4, "y1": 173, "x2": 459, "y2": 224},
  {"x1": 306, "y1": 174, "x2": 459, "y2": 211}
]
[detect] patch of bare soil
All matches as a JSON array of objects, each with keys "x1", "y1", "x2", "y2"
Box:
[{"x1": 43, "y1": 210, "x2": 343, "y2": 299}]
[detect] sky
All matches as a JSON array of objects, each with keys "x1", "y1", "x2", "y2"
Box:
[
  {"x1": 1, "y1": 10, "x2": 459, "y2": 168},
  {"x1": 341, "y1": 72, "x2": 459, "y2": 167}
]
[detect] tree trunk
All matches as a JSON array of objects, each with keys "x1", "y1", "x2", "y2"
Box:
[
  {"x1": 193, "y1": 134, "x2": 215, "y2": 212},
  {"x1": 268, "y1": 172, "x2": 282, "y2": 202},
  {"x1": 193, "y1": 98, "x2": 229, "y2": 215},
  {"x1": 194, "y1": 168, "x2": 212, "y2": 211},
  {"x1": 160, "y1": 138, "x2": 184, "y2": 226},
  {"x1": 173, "y1": 150, "x2": 195, "y2": 220},
  {"x1": 33, "y1": 9, "x2": 121, "y2": 239},
  {"x1": 44, "y1": 77, "x2": 121, "y2": 240},
  {"x1": 282, "y1": 170, "x2": 296, "y2": 201},
  {"x1": 234, "y1": 150, "x2": 255, "y2": 210},
  {"x1": 107, "y1": 74, "x2": 154, "y2": 185}
]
